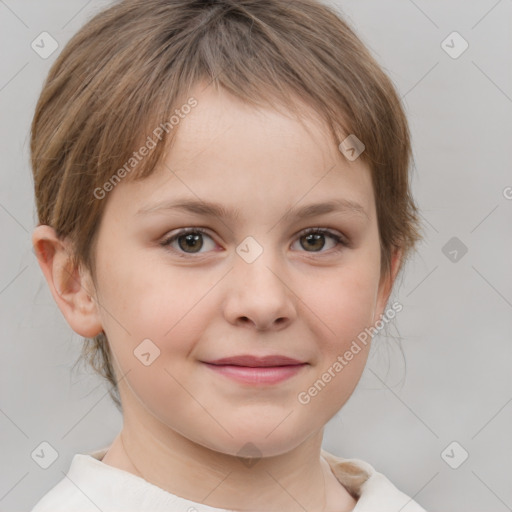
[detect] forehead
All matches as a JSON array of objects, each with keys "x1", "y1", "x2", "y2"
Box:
[
  {"x1": 173, "y1": 85, "x2": 333, "y2": 165},
  {"x1": 105, "y1": 85, "x2": 376, "y2": 223}
]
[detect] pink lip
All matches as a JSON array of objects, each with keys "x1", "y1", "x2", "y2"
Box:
[
  {"x1": 203, "y1": 355, "x2": 307, "y2": 385},
  {"x1": 206, "y1": 355, "x2": 305, "y2": 367}
]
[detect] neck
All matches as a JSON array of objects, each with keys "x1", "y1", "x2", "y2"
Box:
[{"x1": 102, "y1": 411, "x2": 355, "y2": 512}]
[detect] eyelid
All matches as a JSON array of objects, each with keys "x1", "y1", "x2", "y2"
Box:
[
  {"x1": 160, "y1": 227, "x2": 213, "y2": 253},
  {"x1": 297, "y1": 226, "x2": 349, "y2": 245},
  {"x1": 293, "y1": 227, "x2": 350, "y2": 255}
]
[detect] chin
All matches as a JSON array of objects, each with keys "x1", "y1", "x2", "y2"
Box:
[{"x1": 192, "y1": 421, "x2": 313, "y2": 460}]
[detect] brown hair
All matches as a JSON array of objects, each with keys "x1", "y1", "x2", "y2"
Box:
[{"x1": 30, "y1": 0, "x2": 422, "y2": 410}]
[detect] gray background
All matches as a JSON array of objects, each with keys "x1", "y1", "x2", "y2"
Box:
[{"x1": 1, "y1": 1, "x2": 511, "y2": 511}]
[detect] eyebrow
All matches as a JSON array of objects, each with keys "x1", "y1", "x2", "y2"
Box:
[{"x1": 136, "y1": 198, "x2": 368, "y2": 221}]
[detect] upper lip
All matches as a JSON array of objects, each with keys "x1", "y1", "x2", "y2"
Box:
[{"x1": 204, "y1": 355, "x2": 306, "y2": 367}]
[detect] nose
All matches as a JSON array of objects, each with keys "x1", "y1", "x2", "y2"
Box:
[{"x1": 222, "y1": 244, "x2": 297, "y2": 331}]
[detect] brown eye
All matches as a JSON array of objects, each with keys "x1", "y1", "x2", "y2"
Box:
[
  {"x1": 293, "y1": 228, "x2": 347, "y2": 254},
  {"x1": 177, "y1": 232, "x2": 204, "y2": 252},
  {"x1": 161, "y1": 228, "x2": 215, "y2": 255},
  {"x1": 300, "y1": 232, "x2": 326, "y2": 252}
]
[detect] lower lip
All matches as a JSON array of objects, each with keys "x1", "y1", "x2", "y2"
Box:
[{"x1": 203, "y1": 363, "x2": 307, "y2": 385}]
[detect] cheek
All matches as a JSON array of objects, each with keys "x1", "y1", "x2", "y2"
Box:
[
  {"x1": 97, "y1": 245, "x2": 215, "y2": 338},
  {"x1": 94, "y1": 250, "x2": 226, "y2": 404},
  {"x1": 304, "y1": 261, "x2": 380, "y2": 350},
  {"x1": 294, "y1": 266, "x2": 379, "y2": 423},
  {"x1": 95, "y1": 255, "x2": 219, "y2": 428}
]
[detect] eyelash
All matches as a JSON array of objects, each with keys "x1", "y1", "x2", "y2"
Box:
[{"x1": 160, "y1": 227, "x2": 349, "y2": 258}]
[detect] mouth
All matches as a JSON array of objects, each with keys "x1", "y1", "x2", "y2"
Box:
[{"x1": 202, "y1": 355, "x2": 308, "y2": 385}]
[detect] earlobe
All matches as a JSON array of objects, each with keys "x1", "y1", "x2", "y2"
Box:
[{"x1": 32, "y1": 225, "x2": 103, "y2": 338}]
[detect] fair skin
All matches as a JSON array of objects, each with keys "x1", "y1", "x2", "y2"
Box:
[{"x1": 33, "y1": 84, "x2": 401, "y2": 512}]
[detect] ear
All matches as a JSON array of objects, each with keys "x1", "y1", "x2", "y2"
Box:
[
  {"x1": 32, "y1": 225, "x2": 103, "y2": 338},
  {"x1": 373, "y1": 247, "x2": 402, "y2": 324}
]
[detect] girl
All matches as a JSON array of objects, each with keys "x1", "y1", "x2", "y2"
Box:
[{"x1": 30, "y1": 0, "x2": 425, "y2": 510}]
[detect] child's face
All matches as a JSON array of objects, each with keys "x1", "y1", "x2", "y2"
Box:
[{"x1": 90, "y1": 84, "x2": 396, "y2": 457}]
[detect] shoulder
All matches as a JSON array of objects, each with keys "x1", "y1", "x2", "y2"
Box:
[
  {"x1": 30, "y1": 472, "x2": 96, "y2": 512},
  {"x1": 321, "y1": 449, "x2": 428, "y2": 512},
  {"x1": 29, "y1": 449, "x2": 174, "y2": 512},
  {"x1": 30, "y1": 450, "x2": 111, "y2": 512},
  {"x1": 29, "y1": 448, "x2": 197, "y2": 512}
]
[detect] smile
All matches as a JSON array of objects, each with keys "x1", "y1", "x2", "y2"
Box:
[{"x1": 202, "y1": 360, "x2": 308, "y2": 385}]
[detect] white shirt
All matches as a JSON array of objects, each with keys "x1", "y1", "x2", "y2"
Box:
[{"x1": 30, "y1": 447, "x2": 427, "y2": 512}]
